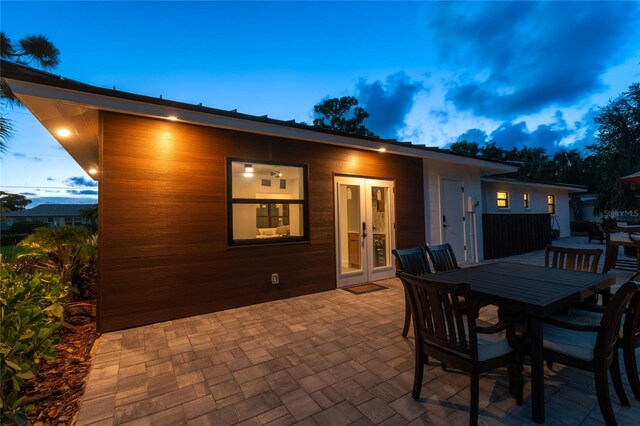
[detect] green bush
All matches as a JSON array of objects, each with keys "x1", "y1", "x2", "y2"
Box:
[
  {"x1": 9, "y1": 222, "x2": 47, "y2": 235},
  {"x1": 16, "y1": 226, "x2": 97, "y2": 300},
  {"x1": 0, "y1": 265, "x2": 70, "y2": 424},
  {"x1": 0, "y1": 234, "x2": 29, "y2": 247}
]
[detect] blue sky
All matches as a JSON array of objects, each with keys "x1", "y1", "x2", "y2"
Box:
[{"x1": 2, "y1": 1, "x2": 639, "y2": 207}]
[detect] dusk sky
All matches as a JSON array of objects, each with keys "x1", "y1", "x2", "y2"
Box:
[{"x1": 1, "y1": 1, "x2": 639, "y2": 207}]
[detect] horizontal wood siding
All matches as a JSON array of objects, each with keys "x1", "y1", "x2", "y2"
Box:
[
  {"x1": 482, "y1": 213, "x2": 551, "y2": 260},
  {"x1": 98, "y1": 112, "x2": 424, "y2": 331}
]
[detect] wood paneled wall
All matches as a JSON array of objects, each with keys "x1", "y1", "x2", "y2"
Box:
[
  {"x1": 482, "y1": 213, "x2": 551, "y2": 259},
  {"x1": 98, "y1": 112, "x2": 424, "y2": 331}
]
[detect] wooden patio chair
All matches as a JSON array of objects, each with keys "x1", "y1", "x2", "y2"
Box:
[
  {"x1": 398, "y1": 272, "x2": 523, "y2": 425},
  {"x1": 566, "y1": 271, "x2": 640, "y2": 402},
  {"x1": 544, "y1": 245, "x2": 602, "y2": 273},
  {"x1": 544, "y1": 245, "x2": 606, "y2": 304},
  {"x1": 587, "y1": 222, "x2": 605, "y2": 244},
  {"x1": 425, "y1": 243, "x2": 459, "y2": 272},
  {"x1": 541, "y1": 281, "x2": 637, "y2": 425},
  {"x1": 392, "y1": 247, "x2": 431, "y2": 338}
]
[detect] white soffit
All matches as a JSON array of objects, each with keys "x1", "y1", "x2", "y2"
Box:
[{"x1": 7, "y1": 79, "x2": 517, "y2": 174}]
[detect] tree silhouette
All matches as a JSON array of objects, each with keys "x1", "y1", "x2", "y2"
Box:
[
  {"x1": 1, "y1": 32, "x2": 60, "y2": 154},
  {"x1": 313, "y1": 96, "x2": 375, "y2": 136},
  {"x1": 588, "y1": 83, "x2": 640, "y2": 211}
]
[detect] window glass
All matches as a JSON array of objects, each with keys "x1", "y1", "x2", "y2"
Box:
[
  {"x1": 229, "y1": 160, "x2": 307, "y2": 245},
  {"x1": 523, "y1": 193, "x2": 530, "y2": 209},
  {"x1": 496, "y1": 191, "x2": 509, "y2": 208},
  {"x1": 547, "y1": 195, "x2": 556, "y2": 214}
]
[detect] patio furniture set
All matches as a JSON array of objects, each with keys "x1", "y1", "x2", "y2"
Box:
[{"x1": 392, "y1": 243, "x2": 640, "y2": 425}]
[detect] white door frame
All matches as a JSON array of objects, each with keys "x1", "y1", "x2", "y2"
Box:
[{"x1": 334, "y1": 176, "x2": 396, "y2": 287}]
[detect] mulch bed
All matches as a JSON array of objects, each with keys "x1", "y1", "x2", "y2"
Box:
[{"x1": 24, "y1": 306, "x2": 99, "y2": 425}]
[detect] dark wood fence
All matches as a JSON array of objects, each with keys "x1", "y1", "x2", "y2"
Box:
[{"x1": 482, "y1": 214, "x2": 551, "y2": 259}]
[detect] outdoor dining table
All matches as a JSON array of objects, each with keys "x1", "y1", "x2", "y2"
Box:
[{"x1": 432, "y1": 261, "x2": 617, "y2": 424}]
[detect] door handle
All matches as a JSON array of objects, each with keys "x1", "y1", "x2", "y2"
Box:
[{"x1": 362, "y1": 222, "x2": 367, "y2": 238}]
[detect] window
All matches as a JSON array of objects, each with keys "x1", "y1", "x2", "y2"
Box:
[
  {"x1": 228, "y1": 159, "x2": 308, "y2": 245},
  {"x1": 496, "y1": 191, "x2": 509, "y2": 208},
  {"x1": 523, "y1": 193, "x2": 530, "y2": 209},
  {"x1": 547, "y1": 195, "x2": 556, "y2": 214}
]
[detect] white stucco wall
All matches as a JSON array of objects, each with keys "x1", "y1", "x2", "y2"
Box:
[
  {"x1": 423, "y1": 159, "x2": 484, "y2": 263},
  {"x1": 481, "y1": 181, "x2": 572, "y2": 238}
]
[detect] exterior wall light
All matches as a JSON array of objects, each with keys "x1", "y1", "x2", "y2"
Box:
[
  {"x1": 56, "y1": 128, "x2": 71, "y2": 138},
  {"x1": 88, "y1": 167, "x2": 98, "y2": 175},
  {"x1": 379, "y1": 148, "x2": 386, "y2": 152},
  {"x1": 167, "y1": 116, "x2": 178, "y2": 121}
]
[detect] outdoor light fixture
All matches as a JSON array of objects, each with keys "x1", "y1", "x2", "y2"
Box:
[
  {"x1": 378, "y1": 147, "x2": 386, "y2": 153},
  {"x1": 167, "y1": 115, "x2": 178, "y2": 121},
  {"x1": 56, "y1": 128, "x2": 71, "y2": 138},
  {"x1": 243, "y1": 164, "x2": 254, "y2": 178},
  {"x1": 88, "y1": 167, "x2": 98, "y2": 175}
]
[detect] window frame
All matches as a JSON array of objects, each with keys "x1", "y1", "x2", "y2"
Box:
[
  {"x1": 496, "y1": 191, "x2": 509, "y2": 209},
  {"x1": 227, "y1": 158, "x2": 310, "y2": 247},
  {"x1": 523, "y1": 192, "x2": 530, "y2": 209},
  {"x1": 547, "y1": 195, "x2": 556, "y2": 215}
]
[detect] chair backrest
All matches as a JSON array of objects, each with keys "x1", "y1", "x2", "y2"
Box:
[
  {"x1": 425, "y1": 243, "x2": 459, "y2": 272},
  {"x1": 544, "y1": 245, "x2": 602, "y2": 273},
  {"x1": 398, "y1": 272, "x2": 478, "y2": 361},
  {"x1": 597, "y1": 282, "x2": 637, "y2": 360},
  {"x1": 392, "y1": 247, "x2": 431, "y2": 276}
]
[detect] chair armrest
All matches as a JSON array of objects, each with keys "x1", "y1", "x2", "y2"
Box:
[
  {"x1": 545, "y1": 316, "x2": 603, "y2": 332},
  {"x1": 476, "y1": 321, "x2": 507, "y2": 334},
  {"x1": 572, "y1": 302, "x2": 606, "y2": 313}
]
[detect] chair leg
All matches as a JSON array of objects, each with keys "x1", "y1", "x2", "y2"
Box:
[
  {"x1": 402, "y1": 294, "x2": 411, "y2": 338},
  {"x1": 594, "y1": 366, "x2": 617, "y2": 426},
  {"x1": 623, "y1": 341, "x2": 640, "y2": 401},
  {"x1": 610, "y1": 350, "x2": 630, "y2": 406},
  {"x1": 412, "y1": 344, "x2": 424, "y2": 399},
  {"x1": 470, "y1": 371, "x2": 480, "y2": 426}
]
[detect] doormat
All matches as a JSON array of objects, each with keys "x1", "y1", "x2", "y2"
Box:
[{"x1": 342, "y1": 283, "x2": 388, "y2": 295}]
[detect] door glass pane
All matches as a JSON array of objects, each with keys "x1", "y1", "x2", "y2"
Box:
[
  {"x1": 339, "y1": 184, "x2": 361, "y2": 274},
  {"x1": 372, "y1": 186, "x2": 390, "y2": 268}
]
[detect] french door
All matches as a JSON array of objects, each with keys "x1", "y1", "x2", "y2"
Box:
[{"x1": 334, "y1": 176, "x2": 396, "y2": 287}]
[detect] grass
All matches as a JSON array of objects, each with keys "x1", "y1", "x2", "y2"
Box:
[{"x1": 1, "y1": 245, "x2": 25, "y2": 262}]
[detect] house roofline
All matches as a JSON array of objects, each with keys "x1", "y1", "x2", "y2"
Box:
[
  {"x1": 1, "y1": 60, "x2": 517, "y2": 174},
  {"x1": 481, "y1": 177, "x2": 588, "y2": 192}
]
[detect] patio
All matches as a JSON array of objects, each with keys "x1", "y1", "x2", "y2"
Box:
[{"x1": 77, "y1": 237, "x2": 639, "y2": 425}]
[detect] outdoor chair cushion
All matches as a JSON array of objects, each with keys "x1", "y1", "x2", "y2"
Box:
[
  {"x1": 476, "y1": 328, "x2": 513, "y2": 361},
  {"x1": 543, "y1": 322, "x2": 597, "y2": 361}
]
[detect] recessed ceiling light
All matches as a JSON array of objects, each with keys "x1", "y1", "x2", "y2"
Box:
[
  {"x1": 57, "y1": 128, "x2": 71, "y2": 138},
  {"x1": 379, "y1": 147, "x2": 386, "y2": 153},
  {"x1": 167, "y1": 115, "x2": 178, "y2": 121}
]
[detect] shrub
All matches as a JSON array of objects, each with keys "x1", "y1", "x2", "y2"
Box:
[
  {"x1": 9, "y1": 222, "x2": 47, "y2": 235},
  {"x1": 0, "y1": 265, "x2": 70, "y2": 424},
  {"x1": 16, "y1": 226, "x2": 97, "y2": 300},
  {"x1": 0, "y1": 234, "x2": 28, "y2": 246}
]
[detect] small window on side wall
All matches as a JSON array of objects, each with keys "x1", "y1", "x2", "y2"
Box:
[
  {"x1": 496, "y1": 191, "x2": 509, "y2": 208},
  {"x1": 547, "y1": 195, "x2": 556, "y2": 214},
  {"x1": 228, "y1": 159, "x2": 309, "y2": 246},
  {"x1": 523, "y1": 193, "x2": 530, "y2": 209}
]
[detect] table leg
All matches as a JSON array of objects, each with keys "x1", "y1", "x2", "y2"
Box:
[{"x1": 529, "y1": 317, "x2": 545, "y2": 424}]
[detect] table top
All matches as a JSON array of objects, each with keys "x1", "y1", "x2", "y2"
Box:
[{"x1": 434, "y1": 262, "x2": 616, "y2": 317}]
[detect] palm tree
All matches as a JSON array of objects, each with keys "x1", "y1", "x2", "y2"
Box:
[{"x1": 1, "y1": 32, "x2": 60, "y2": 154}]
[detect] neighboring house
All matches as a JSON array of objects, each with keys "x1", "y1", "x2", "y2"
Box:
[
  {"x1": 481, "y1": 177, "x2": 587, "y2": 238},
  {"x1": 1, "y1": 203, "x2": 97, "y2": 231},
  {"x1": 3, "y1": 60, "x2": 519, "y2": 332}
]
